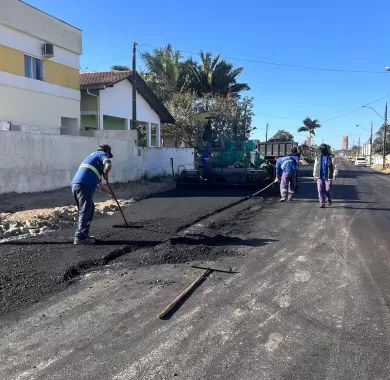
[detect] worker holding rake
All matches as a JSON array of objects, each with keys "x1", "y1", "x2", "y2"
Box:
[
  {"x1": 71, "y1": 144, "x2": 113, "y2": 245},
  {"x1": 274, "y1": 146, "x2": 299, "y2": 202}
]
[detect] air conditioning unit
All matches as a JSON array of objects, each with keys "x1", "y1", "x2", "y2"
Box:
[{"x1": 42, "y1": 43, "x2": 54, "y2": 58}]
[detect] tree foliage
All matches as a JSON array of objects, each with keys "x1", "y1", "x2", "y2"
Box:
[
  {"x1": 269, "y1": 130, "x2": 294, "y2": 141},
  {"x1": 164, "y1": 92, "x2": 255, "y2": 151},
  {"x1": 140, "y1": 44, "x2": 189, "y2": 103},
  {"x1": 372, "y1": 124, "x2": 390, "y2": 155},
  {"x1": 111, "y1": 65, "x2": 130, "y2": 71},
  {"x1": 297, "y1": 117, "x2": 321, "y2": 145},
  {"x1": 139, "y1": 44, "x2": 253, "y2": 145},
  {"x1": 186, "y1": 52, "x2": 250, "y2": 97}
]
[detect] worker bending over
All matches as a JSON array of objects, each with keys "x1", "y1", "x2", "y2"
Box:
[
  {"x1": 71, "y1": 144, "x2": 113, "y2": 245},
  {"x1": 275, "y1": 146, "x2": 299, "y2": 202}
]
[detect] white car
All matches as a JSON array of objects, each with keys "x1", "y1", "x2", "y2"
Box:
[{"x1": 355, "y1": 157, "x2": 366, "y2": 167}]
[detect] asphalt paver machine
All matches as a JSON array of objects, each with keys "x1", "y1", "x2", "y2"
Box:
[{"x1": 176, "y1": 121, "x2": 276, "y2": 187}]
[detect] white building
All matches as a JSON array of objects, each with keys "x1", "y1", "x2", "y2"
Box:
[
  {"x1": 0, "y1": 0, "x2": 82, "y2": 134},
  {"x1": 80, "y1": 71, "x2": 175, "y2": 147}
]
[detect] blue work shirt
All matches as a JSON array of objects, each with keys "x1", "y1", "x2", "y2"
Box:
[
  {"x1": 276, "y1": 155, "x2": 298, "y2": 176},
  {"x1": 200, "y1": 147, "x2": 210, "y2": 168},
  {"x1": 320, "y1": 155, "x2": 328, "y2": 179},
  {"x1": 71, "y1": 151, "x2": 111, "y2": 188}
]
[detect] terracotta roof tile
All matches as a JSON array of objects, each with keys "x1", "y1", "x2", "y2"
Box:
[
  {"x1": 79, "y1": 71, "x2": 174, "y2": 124},
  {"x1": 80, "y1": 71, "x2": 130, "y2": 87}
]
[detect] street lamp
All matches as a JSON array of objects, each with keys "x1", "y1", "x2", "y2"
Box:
[
  {"x1": 355, "y1": 123, "x2": 373, "y2": 165},
  {"x1": 362, "y1": 102, "x2": 388, "y2": 170}
]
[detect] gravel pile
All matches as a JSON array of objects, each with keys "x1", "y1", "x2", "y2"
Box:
[{"x1": 0, "y1": 199, "x2": 134, "y2": 241}]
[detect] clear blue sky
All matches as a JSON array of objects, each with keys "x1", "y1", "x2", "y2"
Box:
[{"x1": 26, "y1": 0, "x2": 390, "y2": 148}]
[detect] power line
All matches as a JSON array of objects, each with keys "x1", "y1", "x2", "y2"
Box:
[
  {"x1": 322, "y1": 94, "x2": 389, "y2": 122},
  {"x1": 138, "y1": 42, "x2": 389, "y2": 75}
]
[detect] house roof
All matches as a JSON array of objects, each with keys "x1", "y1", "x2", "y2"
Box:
[{"x1": 80, "y1": 71, "x2": 174, "y2": 124}]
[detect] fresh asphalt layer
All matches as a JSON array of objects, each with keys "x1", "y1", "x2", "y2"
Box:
[
  {"x1": 0, "y1": 186, "x2": 256, "y2": 317},
  {"x1": 1, "y1": 160, "x2": 390, "y2": 379}
]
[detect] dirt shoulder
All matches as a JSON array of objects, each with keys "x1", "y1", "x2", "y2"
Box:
[{"x1": 371, "y1": 163, "x2": 390, "y2": 174}]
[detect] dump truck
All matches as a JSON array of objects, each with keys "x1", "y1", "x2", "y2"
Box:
[{"x1": 257, "y1": 140, "x2": 297, "y2": 159}]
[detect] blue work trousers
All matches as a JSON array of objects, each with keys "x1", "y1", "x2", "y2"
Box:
[
  {"x1": 280, "y1": 171, "x2": 297, "y2": 198},
  {"x1": 72, "y1": 184, "x2": 95, "y2": 239}
]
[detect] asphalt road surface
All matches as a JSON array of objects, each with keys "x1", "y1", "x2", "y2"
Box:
[{"x1": 1, "y1": 160, "x2": 389, "y2": 379}]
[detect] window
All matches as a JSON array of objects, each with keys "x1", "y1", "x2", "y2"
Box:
[
  {"x1": 131, "y1": 120, "x2": 147, "y2": 147},
  {"x1": 151, "y1": 123, "x2": 158, "y2": 146},
  {"x1": 24, "y1": 55, "x2": 43, "y2": 80}
]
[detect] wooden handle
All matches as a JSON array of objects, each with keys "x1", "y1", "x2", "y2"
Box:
[
  {"x1": 106, "y1": 181, "x2": 129, "y2": 226},
  {"x1": 158, "y1": 268, "x2": 211, "y2": 319}
]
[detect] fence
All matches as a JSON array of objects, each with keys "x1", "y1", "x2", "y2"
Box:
[{"x1": 0, "y1": 130, "x2": 194, "y2": 194}]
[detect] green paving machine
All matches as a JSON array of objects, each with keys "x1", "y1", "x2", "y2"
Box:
[{"x1": 176, "y1": 122, "x2": 276, "y2": 186}]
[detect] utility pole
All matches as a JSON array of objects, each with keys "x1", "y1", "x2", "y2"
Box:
[
  {"x1": 358, "y1": 136, "x2": 360, "y2": 156},
  {"x1": 132, "y1": 42, "x2": 137, "y2": 130},
  {"x1": 383, "y1": 102, "x2": 388, "y2": 170},
  {"x1": 369, "y1": 121, "x2": 373, "y2": 166},
  {"x1": 265, "y1": 123, "x2": 268, "y2": 142}
]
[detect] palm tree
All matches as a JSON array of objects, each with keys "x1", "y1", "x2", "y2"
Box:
[
  {"x1": 298, "y1": 117, "x2": 321, "y2": 146},
  {"x1": 141, "y1": 44, "x2": 188, "y2": 103},
  {"x1": 111, "y1": 65, "x2": 130, "y2": 71},
  {"x1": 188, "y1": 51, "x2": 250, "y2": 97}
]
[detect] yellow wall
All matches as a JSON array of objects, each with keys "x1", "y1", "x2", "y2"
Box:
[
  {"x1": 0, "y1": 45, "x2": 24, "y2": 75},
  {"x1": 44, "y1": 60, "x2": 79, "y2": 90},
  {"x1": 0, "y1": 44, "x2": 79, "y2": 90}
]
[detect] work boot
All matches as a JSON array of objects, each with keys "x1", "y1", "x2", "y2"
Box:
[
  {"x1": 74, "y1": 237, "x2": 95, "y2": 245},
  {"x1": 319, "y1": 203, "x2": 325, "y2": 208},
  {"x1": 327, "y1": 200, "x2": 332, "y2": 206},
  {"x1": 279, "y1": 197, "x2": 287, "y2": 202},
  {"x1": 287, "y1": 195, "x2": 293, "y2": 201}
]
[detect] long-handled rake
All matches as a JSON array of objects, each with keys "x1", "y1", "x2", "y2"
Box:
[{"x1": 105, "y1": 180, "x2": 142, "y2": 229}]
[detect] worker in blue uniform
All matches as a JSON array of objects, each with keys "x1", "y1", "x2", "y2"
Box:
[
  {"x1": 71, "y1": 144, "x2": 113, "y2": 245},
  {"x1": 274, "y1": 146, "x2": 299, "y2": 201}
]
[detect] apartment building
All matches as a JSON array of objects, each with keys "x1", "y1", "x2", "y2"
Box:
[{"x1": 0, "y1": 0, "x2": 82, "y2": 134}]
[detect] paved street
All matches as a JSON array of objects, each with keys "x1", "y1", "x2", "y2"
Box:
[{"x1": 1, "y1": 160, "x2": 390, "y2": 379}]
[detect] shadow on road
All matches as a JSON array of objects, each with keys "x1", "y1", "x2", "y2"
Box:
[
  {"x1": 170, "y1": 234, "x2": 277, "y2": 247},
  {"x1": 294, "y1": 179, "x2": 359, "y2": 202}
]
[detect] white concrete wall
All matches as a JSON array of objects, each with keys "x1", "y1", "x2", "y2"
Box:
[
  {"x1": 371, "y1": 154, "x2": 390, "y2": 165},
  {"x1": 134, "y1": 146, "x2": 195, "y2": 178},
  {"x1": 0, "y1": 130, "x2": 194, "y2": 194},
  {"x1": 0, "y1": 0, "x2": 82, "y2": 54}
]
